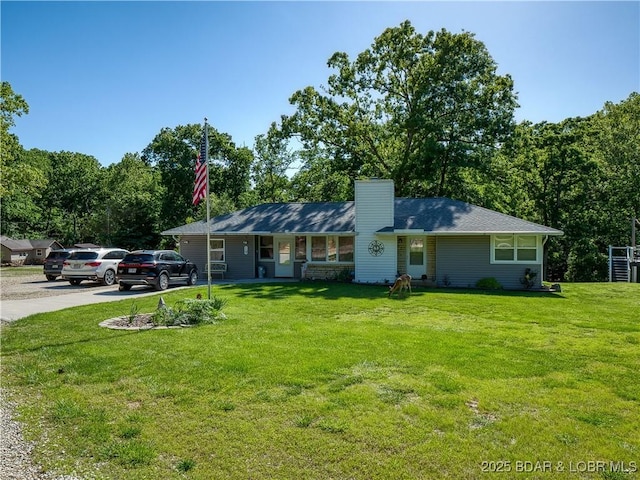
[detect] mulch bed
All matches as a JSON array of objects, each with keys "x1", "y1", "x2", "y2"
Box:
[{"x1": 99, "y1": 313, "x2": 158, "y2": 330}]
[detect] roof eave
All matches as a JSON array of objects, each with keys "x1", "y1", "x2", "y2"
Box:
[{"x1": 376, "y1": 229, "x2": 564, "y2": 236}]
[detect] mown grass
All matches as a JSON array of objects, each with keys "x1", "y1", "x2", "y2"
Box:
[
  {"x1": 1, "y1": 282, "x2": 639, "y2": 479},
  {"x1": 1, "y1": 265, "x2": 43, "y2": 277}
]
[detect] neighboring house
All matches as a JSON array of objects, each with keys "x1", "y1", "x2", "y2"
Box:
[
  {"x1": 73, "y1": 243, "x2": 101, "y2": 249},
  {"x1": 162, "y1": 179, "x2": 563, "y2": 289},
  {"x1": 0, "y1": 236, "x2": 65, "y2": 266}
]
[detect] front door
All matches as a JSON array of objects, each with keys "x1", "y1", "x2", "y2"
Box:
[
  {"x1": 407, "y1": 236, "x2": 426, "y2": 279},
  {"x1": 274, "y1": 236, "x2": 294, "y2": 277}
]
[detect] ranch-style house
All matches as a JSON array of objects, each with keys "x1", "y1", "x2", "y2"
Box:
[{"x1": 162, "y1": 179, "x2": 563, "y2": 289}]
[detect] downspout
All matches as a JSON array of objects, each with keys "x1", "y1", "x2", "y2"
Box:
[{"x1": 542, "y1": 235, "x2": 549, "y2": 283}]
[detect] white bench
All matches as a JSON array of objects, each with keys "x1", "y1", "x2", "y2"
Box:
[{"x1": 208, "y1": 262, "x2": 227, "y2": 279}]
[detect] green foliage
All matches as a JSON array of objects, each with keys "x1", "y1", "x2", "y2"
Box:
[
  {"x1": 101, "y1": 153, "x2": 165, "y2": 249},
  {"x1": 0, "y1": 82, "x2": 30, "y2": 196},
  {"x1": 142, "y1": 124, "x2": 208, "y2": 231},
  {"x1": 100, "y1": 439, "x2": 156, "y2": 467},
  {"x1": 335, "y1": 268, "x2": 354, "y2": 283},
  {"x1": 152, "y1": 297, "x2": 227, "y2": 326},
  {"x1": 143, "y1": 124, "x2": 254, "y2": 229},
  {"x1": 39, "y1": 151, "x2": 106, "y2": 245},
  {"x1": 284, "y1": 20, "x2": 517, "y2": 199},
  {"x1": 475, "y1": 277, "x2": 503, "y2": 290},
  {"x1": 566, "y1": 240, "x2": 608, "y2": 282},
  {"x1": 519, "y1": 268, "x2": 538, "y2": 289},
  {"x1": 252, "y1": 123, "x2": 295, "y2": 203},
  {"x1": 128, "y1": 303, "x2": 140, "y2": 323},
  {"x1": 176, "y1": 458, "x2": 196, "y2": 473}
]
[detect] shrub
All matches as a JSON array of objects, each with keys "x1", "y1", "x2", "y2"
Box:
[
  {"x1": 475, "y1": 277, "x2": 503, "y2": 290},
  {"x1": 520, "y1": 268, "x2": 538, "y2": 289},
  {"x1": 152, "y1": 297, "x2": 227, "y2": 326},
  {"x1": 336, "y1": 268, "x2": 354, "y2": 283},
  {"x1": 566, "y1": 240, "x2": 608, "y2": 282}
]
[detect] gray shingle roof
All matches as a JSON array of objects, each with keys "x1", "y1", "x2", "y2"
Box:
[
  {"x1": 162, "y1": 198, "x2": 562, "y2": 236},
  {"x1": 0, "y1": 237, "x2": 61, "y2": 251},
  {"x1": 390, "y1": 198, "x2": 563, "y2": 235},
  {"x1": 162, "y1": 202, "x2": 355, "y2": 236}
]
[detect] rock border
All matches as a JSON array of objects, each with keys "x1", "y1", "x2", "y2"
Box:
[{"x1": 99, "y1": 314, "x2": 193, "y2": 330}]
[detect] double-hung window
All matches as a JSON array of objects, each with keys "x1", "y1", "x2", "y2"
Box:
[{"x1": 210, "y1": 239, "x2": 225, "y2": 262}]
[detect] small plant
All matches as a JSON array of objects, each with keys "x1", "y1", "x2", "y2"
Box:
[
  {"x1": 128, "y1": 303, "x2": 140, "y2": 324},
  {"x1": 294, "y1": 414, "x2": 315, "y2": 428},
  {"x1": 443, "y1": 275, "x2": 452, "y2": 287},
  {"x1": 475, "y1": 277, "x2": 503, "y2": 290},
  {"x1": 101, "y1": 439, "x2": 156, "y2": 467},
  {"x1": 520, "y1": 268, "x2": 538, "y2": 289},
  {"x1": 152, "y1": 305, "x2": 175, "y2": 326},
  {"x1": 336, "y1": 268, "x2": 354, "y2": 283},
  {"x1": 152, "y1": 297, "x2": 227, "y2": 326},
  {"x1": 119, "y1": 426, "x2": 142, "y2": 439},
  {"x1": 176, "y1": 458, "x2": 196, "y2": 473}
]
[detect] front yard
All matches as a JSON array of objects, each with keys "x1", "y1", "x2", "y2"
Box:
[{"x1": 1, "y1": 282, "x2": 639, "y2": 479}]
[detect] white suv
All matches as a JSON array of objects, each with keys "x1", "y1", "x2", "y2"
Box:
[{"x1": 61, "y1": 248, "x2": 129, "y2": 286}]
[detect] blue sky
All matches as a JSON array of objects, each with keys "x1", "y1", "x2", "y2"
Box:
[{"x1": 2, "y1": 1, "x2": 639, "y2": 167}]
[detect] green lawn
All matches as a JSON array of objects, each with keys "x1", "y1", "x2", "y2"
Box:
[{"x1": 2, "y1": 282, "x2": 639, "y2": 479}]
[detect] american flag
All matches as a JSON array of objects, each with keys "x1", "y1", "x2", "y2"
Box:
[{"x1": 192, "y1": 131, "x2": 207, "y2": 205}]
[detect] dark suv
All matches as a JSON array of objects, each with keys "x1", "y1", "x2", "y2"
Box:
[
  {"x1": 117, "y1": 250, "x2": 199, "y2": 291},
  {"x1": 43, "y1": 249, "x2": 75, "y2": 281}
]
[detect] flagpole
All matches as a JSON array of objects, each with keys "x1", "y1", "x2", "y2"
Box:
[{"x1": 204, "y1": 118, "x2": 212, "y2": 300}]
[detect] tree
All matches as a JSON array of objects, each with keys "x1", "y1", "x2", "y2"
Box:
[
  {"x1": 0, "y1": 81, "x2": 29, "y2": 179},
  {"x1": 0, "y1": 83, "x2": 47, "y2": 238},
  {"x1": 252, "y1": 123, "x2": 294, "y2": 203},
  {"x1": 498, "y1": 117, "x2": 615, "y2": 281},
  {"x1": 143, "y1": 124, "x2": 202, "y2": 231},
  {"x1": 144, "y1": 124, "x2": 254, "y2": 229},
  {"x1": 99, "y1": 153, "x2": 165, "y2": 249},
  {"x1": 39, "y1": 151, "x2": 105, "y2": 245},
  {"x1": 592, "y1": 92, "x2": 640, "y2": 246},
  {"x1": 283, "y1": 21, "x2": 517, "y2": 199},
  {"x1": 288, "y1": 145, "x2": 353, "y2": 202}
]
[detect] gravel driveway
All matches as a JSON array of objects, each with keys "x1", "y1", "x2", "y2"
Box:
[
  {"x1": 1, "y1": 269, "x2": 179, "y2": 323},
  {"x1": 1, "y1": 270, "x2": 116, "y2": 302}
]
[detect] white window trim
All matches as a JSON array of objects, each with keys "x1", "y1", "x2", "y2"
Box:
[
  {"x1": 490, "y1": 235, "x2": 540, "y2": 264},
  {"x1": 259, "y1": 235, "x2": 275, "y2": 261},
  {"x1": 210, "y1": 238, "x2": 225, "y2": 263}
]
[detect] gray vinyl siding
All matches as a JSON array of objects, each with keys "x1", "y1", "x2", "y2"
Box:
[
  {"x1": 223, "y1": 235, "x2": 255, "y2": 279},
  {"x1": 177, "y1": 236, "x2": 207, "y2": 279},
  {"x1": 436, "y1": 236, "x2": 542, "y2": 289},
  {"x1": 177, "y1": 235, "x2": 257, "y2": 280}
]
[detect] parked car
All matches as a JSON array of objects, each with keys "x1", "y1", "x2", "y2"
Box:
[
  {"x1": 61, "y1": 248, "x2": 129, "y2": 286},
  {"x1": 117, "y1": 250, "x2": 199, "y2": 291},
  {"x1": 43, "y1": 249, "x2": 76, "y2": 281}
]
